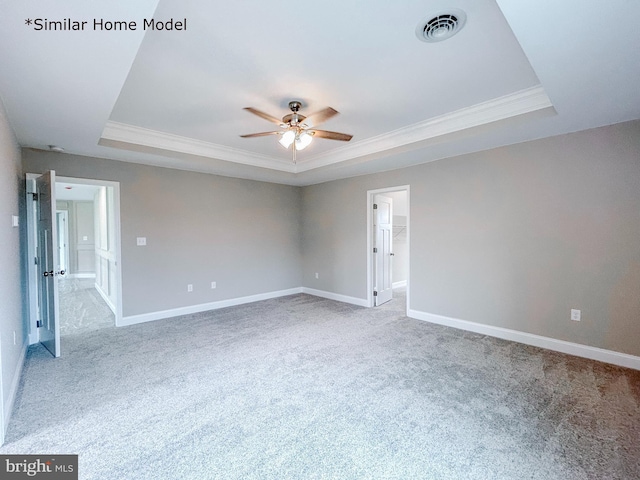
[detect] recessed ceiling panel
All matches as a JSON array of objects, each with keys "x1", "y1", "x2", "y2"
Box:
[{"x1": 109, "y1": 0, "x2": 541, "y2": 162}]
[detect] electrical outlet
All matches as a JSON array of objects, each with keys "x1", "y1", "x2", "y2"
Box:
[
  {"x1": 571, "y1": 309, "x2": 581, "y2": 321},
  {"x1": 187, "y1": 284, "x2": 193, "y2": 292},
  {"x1": 315, "y1": 272, "x2": 319, "y2": 279},
  {"x1": 211, "y1": 281, "x2": 216, "y2": 289},
  {"x1": 136, "y1": 237, "x2": 147, "y2": 246}
]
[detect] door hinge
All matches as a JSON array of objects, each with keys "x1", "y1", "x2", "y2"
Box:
[
  {"x1": 373, "y1": 247, "x2": 378, "y2": 253},
  {"x1": 373, "y1": 204, "x2": 377, "y2": 209},
  {"x1": 373, "y1": 291, "x2": 378, "y2": 297},
  {"x1": 30, "y1": 193, "x2": 38, "y2": 201},
  {"x1": 36, "y1": 320, "x2": 42, "y2": 328},
  {"x1": 34, "y1": 256, "x2": 38, "y2": 265}
]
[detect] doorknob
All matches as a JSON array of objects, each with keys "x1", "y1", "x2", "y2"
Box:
[
  {"x1": 43, "y1": 270, "x2": 54, "y2": 277},
  {"x1": 390, "y1": 253, "x2": 395, "y2": 256},
  {"x1": 56, "y1": 270, "x2": 66, "y2": 276}
]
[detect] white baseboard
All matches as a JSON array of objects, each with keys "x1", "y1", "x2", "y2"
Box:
[
  {"x1": 393, "y1": 280, "x2": 407, "y2": 289},
  {"x1": 67, "y1": 273, "x2": 96, "y2": 279},
  {"x1": 301, "y1": 287, "x2": 368, "y2": 307},
  {"x1": 408, "y1": 309, "x2": 640, "y2": 371},
  {"x1": 94, "y1": 282, "x2": 116, "y2": 315},
  {"x1": 4, "y1": 342, "x2": 28, "y2": 434},
  {"x1": 120, "y1": 287, "x2": 303, "y2": 327},
  {"x1": 120, "y1": 286, "x2": 368, "y2": 327}
]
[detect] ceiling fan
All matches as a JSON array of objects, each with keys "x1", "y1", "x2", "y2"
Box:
[{"x1": 240, "y1": 101, "x2": 353, "y2": 163}]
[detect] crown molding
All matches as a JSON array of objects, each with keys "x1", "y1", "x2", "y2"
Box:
[
  {"x1": 101, "y1": 121, "x2": 296, "y2": 173},
  {"x1": 101, "y1": 85, "x2": 552, "y2": 175},
  {"x1": 296, "y1": 85, "x2": 553, "y2": 172}
]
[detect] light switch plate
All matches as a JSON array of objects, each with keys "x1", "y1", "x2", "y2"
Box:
[
  {"x1": 12, "y1": 215, "x2": 19, "y2": 227},
  {"x1": 136, "y1": 237, "x2": 147, "y2": 246}
]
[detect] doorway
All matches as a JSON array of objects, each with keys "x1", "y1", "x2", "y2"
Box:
[
  {"x1": 56, "y1": 181, "x2": 116, "y2": 336},
  {"x1": 367, "y1": 186, "x2": 410, "y2": 311},
  {"x1": 26, "y1": 174, "x2": 123, "y2": 349}
]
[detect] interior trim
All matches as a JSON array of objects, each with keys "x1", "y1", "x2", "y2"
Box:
[
  {"x1": 101, "y1": 85, "x2": 553, "y2": 175},
  {"x1": 301, "y1": 287, "x2": 368, "y2": 307},
  {"x1": 120, "y1": 287, "x2": 304, "y2": 327},
  {"x1": 94, "y1": 282, "x2": 116, "y2": 315},
  {"x1": 297, "y1": 84, "x2": 553, "y2": 172},
  {"x1": 4, "y1": 343, "x2": 27, "y2": 433},
  {"x1": 408, "y1": 309, "x2": 640, "y2": 371},
  {"x1": 101, "y1": 121, "x2": 295, "y2": 173}
]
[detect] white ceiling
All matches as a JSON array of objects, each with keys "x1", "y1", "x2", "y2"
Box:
[
  {"x1": 1, "y1": 0, "x2": 639, "y2": 186},
  {"x1": 56, "y1": 182, "x2": 101, "y2": 201}
]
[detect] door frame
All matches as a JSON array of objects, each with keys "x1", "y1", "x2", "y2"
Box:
[
  {"x1": 26, "y1": 174, "x2": 124, "y2": 343},
  {"x1": 56, "y1": 210, "x2": 69, "y2": 274},
  {"x1": 366, "y1": 185, "x2": 410, "y2": 309}
]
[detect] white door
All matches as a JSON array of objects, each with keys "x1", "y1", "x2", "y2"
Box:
[
  {"x1": 374, "y1": 194, "x2": 393, "y2": 306},
  {"x1": 36, "y1": 171, "x2": 61, "y2": 357}
]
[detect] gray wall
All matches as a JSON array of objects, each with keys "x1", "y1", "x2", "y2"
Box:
[
  {"x1": 0, "y1": 99, "x2": 26, "y2": 444},
  {"x1": 23, "y1": 150, "x2": 303, "y2": 317},
  {"x1": 301, "y1": 120, "x2": 640, "y2": 357},
  {"x1": 18, "y1": 120, "x2": 640, "y2": 359},
  {"x1": 301, "y1": 179, "x2": 365, "y2": 295},
  {"x1": 73, "y1": 201, "x2": 95, "y2": 274},
  {"x1": 56, "y1": 200, "x2": 96, "y2": 275}
]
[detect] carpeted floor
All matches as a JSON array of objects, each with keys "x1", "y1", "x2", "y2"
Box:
[
  {"x1": 2, "y1": 289, "x2": 639, "y2": 479},
  {"x1": 59, "y1": 277, "x2": 114, "y2": 336}
]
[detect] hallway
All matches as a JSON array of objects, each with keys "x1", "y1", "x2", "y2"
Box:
[{"x1": 59, "y1": 277, "x2": 114, "y2": 336}]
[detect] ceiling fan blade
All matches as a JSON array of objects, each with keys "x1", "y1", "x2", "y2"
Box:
[
  {"x1": 311, "y1": 129, "x2": 353, "y2": 142},
  {"x1": 302, "y1": 107, "x2": 339, "y2": 127},
  {"x1": 243, "y1": 107, "x2": 283, "y2": 125},
  {"x1": 240, "y1": 131, "x2": 281, "y2": 138}
]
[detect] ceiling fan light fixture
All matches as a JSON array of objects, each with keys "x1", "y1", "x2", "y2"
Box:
[
  {"x1": 279, "y1": 129, "x2": 296, "y2": 149},
  {"x1": 295, "y1": 131, "x2": 313, "y2": 150},
  {"x1": 242, "y1": 101, "x2": 350, "y2": 162}
]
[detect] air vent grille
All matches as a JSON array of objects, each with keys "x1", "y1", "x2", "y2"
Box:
[{"x1": 416, "y1": 10, "x2": 467, "y2": 43}]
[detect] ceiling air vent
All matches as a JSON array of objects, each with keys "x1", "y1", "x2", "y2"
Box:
[{"x1": 416, "y1": 9, "x2": 467, "y2": 43}]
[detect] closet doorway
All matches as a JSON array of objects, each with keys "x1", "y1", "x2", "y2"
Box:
[{"x1": 367, "y1": 186, "x2": 410, "y2": 312}]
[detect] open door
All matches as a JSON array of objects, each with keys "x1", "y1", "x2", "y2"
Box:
[
  {"x1": 36, "y1": 171, "x2": 62, "y2": 357},
  {"x1": 373, "y1": 194, "x2": 393, "y2": 306}
]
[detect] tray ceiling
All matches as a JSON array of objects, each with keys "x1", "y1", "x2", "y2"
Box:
[{"x1": 1, "y1": 0, "x2": 639, "y2": 185}]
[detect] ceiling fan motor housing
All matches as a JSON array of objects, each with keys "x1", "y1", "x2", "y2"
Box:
[
  {"x1": 288, "y1": 101, "x2": 302, "y2": 112},
  {"x1": 283, "y1": 101, "x2": 305, "y2": 125},
  {"x1": 283, "y1": 113, "x2": 305, "y2": 125}
]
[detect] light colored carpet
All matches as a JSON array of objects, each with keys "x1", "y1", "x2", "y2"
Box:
[
  {"x1": 2, "y1": 290, "x2": 639, "y2": 479},
  {"x1": 58, "y1": 277, "x2": 114, "y2": 336}
]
